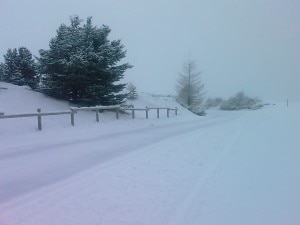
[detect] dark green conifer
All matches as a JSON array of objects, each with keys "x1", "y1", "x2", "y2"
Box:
[{"x1": 39, "y1": 15, "x2": 132, "y2": 106}]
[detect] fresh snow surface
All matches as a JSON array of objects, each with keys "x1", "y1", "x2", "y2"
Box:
[{"x1": 0, "y1": 82, "x2": 300, "y2": 225}]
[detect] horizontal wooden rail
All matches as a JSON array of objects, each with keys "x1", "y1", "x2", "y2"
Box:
[
  {"x1": 147, "y1": 107, "x2": 170, "y2": 110},
  {"x1": 121, "y1": 108, "x2": 149, "y2": 111},
  {"x1": 0, "y1": 105, "x2": 178, "y2": 131},
  {"x1": 121, "y1": 107, "x2": 178, "y2": 119},
  {"x1": 70, "y1": 105, "x2": 120, "y2": 111},
  {"x1": 0, "y1": 111, "x2": 74, "y2": 119},
  {"x1": 121, "y1": 107, "x2": 149, "y2": 119},
  {"x1": 0, "y1": 109, "x2": 76, "y2": 130},
  {"x1": 70, "y1": 105, "x2": 120, "y2": 122}
]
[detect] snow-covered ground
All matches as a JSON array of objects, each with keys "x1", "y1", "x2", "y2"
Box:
[{"x1": 0, "y1": 82, "x2": 299, "y2": 225}]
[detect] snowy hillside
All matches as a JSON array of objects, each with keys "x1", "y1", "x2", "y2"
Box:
[
  {"x1": 0, "y1": 82, "x2": 191, "y2": 136},
  {"x1": 1, "y1": 82, "x2": 300, "y2": 225}
]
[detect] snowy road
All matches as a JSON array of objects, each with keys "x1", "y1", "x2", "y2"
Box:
[
  {"x1": 168, "y1": 104, "x2": 300, "y2": 225},
  {"x1": 1, "y1": 103, "x2": 300, "y2": 225},
  {"x1": 0, "y1": 112, "x2": 233, "y2": 204}
]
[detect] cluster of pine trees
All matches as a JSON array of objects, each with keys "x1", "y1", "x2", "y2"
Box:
[
  {"x1": 0, "y1": 47, "x2": 38, "y2": 90},
  {"x1": 0, "y1": 16, "x2": 132, "y2": 106}
]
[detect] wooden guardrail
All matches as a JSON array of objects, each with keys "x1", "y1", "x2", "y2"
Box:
[
  {"x1": 0, "y1": 108, "x2": 76, "y2": 130},
  {"x1": 70, "y1": 105, "x2": 121, "y2": 122},
  {"x1": 122, "y1": 107, "x2": 149, "y2": 119},
  {"x1": 121, "y1": 107, "x2": 178, "y2": 119},
  {"x1": 0, "y1": 106, "x2": 178, "y2": 131},
  {"x1": 146, "y1": 107, "x2": 178, "y2": 118}
]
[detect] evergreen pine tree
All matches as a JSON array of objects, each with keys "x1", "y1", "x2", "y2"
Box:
[
  {"x1": 1, "y1": 47, "x2": 38, "y2": 89},
  {"x1": 39, "y1": 16, "x2": 132, "y2": 106},
  {"x1": 3, "y1": 48, "x2": 21, "y2": 84},
  {"x1": 18, "y1": 47, "x2": 39, "y2": 89},
  {"x1": 0, "y1": 63, "x2": 4, "y2": 81}
]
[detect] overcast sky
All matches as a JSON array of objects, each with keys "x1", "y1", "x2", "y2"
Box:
[{"x1": 1, "y1": 0, "x2": 299, "y2": 101}]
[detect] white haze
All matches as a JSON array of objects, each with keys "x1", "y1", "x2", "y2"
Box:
[{"x1": 0, "y1": 0, "x2": 299, "y2": 101}]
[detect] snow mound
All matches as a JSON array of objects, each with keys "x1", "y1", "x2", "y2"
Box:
[
  {"x1": 127, "y1": 92, "x2": 178, "y2": 108},
  {"x1": 0, "y1": 82, "x2": 182, "y2": 114},
  {"x1": 0, "y1": 82, "x2": 71, "y2": 114}
]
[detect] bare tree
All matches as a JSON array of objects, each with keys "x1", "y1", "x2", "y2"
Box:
[
  {"x1": 126, "y1": 82, "x2": 138, "y2": 100},
  {"x1": 176, "y1": 60, "x2": 205, "y2": 115}
]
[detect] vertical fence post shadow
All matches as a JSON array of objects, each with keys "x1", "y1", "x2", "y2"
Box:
[{"x1": 37, "y1": 108, "x2": 42, "y2": 130}]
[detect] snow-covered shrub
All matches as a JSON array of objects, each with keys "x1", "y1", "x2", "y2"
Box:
[
  {"x1": 205, "y1": 97, "x2": 223, "y2": 109},
  {"x1": 220, "y1": 92, "x2": 262, "y2": 110}
]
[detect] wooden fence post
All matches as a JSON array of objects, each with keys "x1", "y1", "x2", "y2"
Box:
[
  {"x1": 37, "y1": 108, "x2": 42, "y2": 130},
  {"x1": 175, "y1": 107, "x2": 178, "y2": 116},
  {"x1": 71, "y1": 110, "x2": 75, "y2": 126},
  {"x1": 96, "y1": 110, "x2": 99, "y2": 122},
  {"x1": 146, "y1": 107, "x2": 149, "y2": 119},
  {"x1": 116, "y1": 108, "x2": 119, "y2": 119},
  {"x1": 157, "y1": 108, "x2": 159, "y2": 119},
  {"x1": 132, "y1": 109, "x2": 135, "y2": 119},
  {"x1": 167, "y1": 108, "x2": 170, "y2": 118}
]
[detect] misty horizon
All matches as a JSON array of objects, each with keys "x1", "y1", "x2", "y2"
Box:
[{"x1": 0, "y1": 0, "x2": 299, "y2": 101}]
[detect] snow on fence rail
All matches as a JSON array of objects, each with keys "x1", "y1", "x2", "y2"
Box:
[
  {"x1": 0, "y1": 106, "x2": 178, "y2": 131},
  {"x1": 0, "y1": 108, "x2": 75, "y2": 130},
  {"x1": 122, "y1": 107, "x2": 149, "y2": 119},
  {"x1": 147, "y1": 107, "x2": 178, "y2": 118},
  {"x1": 122, "y1": 107, "x2": 178, "y2": 119},
  {"x1": 70, "y1": 105, "x2": 121, "y2": 122}
]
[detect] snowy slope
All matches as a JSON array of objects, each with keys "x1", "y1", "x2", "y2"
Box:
[
  {"x1": 0, "y1": 82, "x2": 300, "y2": 225},
  {"x1": 0, "y1": 82, "x2": 188, "y2": 136}
]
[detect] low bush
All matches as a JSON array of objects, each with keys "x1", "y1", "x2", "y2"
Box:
[
  {"x1": 220, "y1": 92, "x2": 263, "y2": 110},
  {"x1": 205, "y1": 97, "x2": 224, "y2": 109}
]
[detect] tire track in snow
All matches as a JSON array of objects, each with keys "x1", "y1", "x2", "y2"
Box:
[
  {"x1": 166, "y1": 120, "x2": 242, "y2": 225},
  {"x1": 0, "y1": 117, "x2": 242, "y2": 225},
  {"x1": 0, "y1": 115, "x2": 237, "y2": 204},
  {"x1": 0, "y1": 117, "x2": 228, "y2": 160}
]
